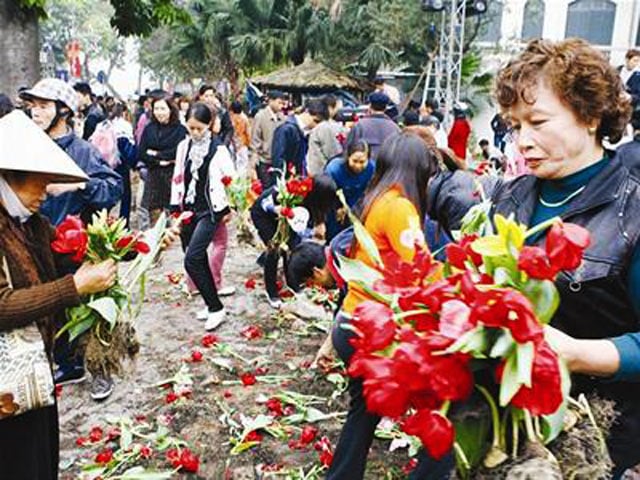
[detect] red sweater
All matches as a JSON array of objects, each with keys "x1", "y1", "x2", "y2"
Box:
[{"x1": 448, "y1": 118, "x2": 471, "y2": 160}]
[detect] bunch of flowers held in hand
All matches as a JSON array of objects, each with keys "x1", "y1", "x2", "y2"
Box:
[
  {"x1": 53, "y1": 210, "x2": 167, "y2": 377},
  {"x1": 339, "y1": 208, "x2": 590, "y2": 472},
  {"x1": 270, "y1": 169, "x2": 313, "y2": 251}
]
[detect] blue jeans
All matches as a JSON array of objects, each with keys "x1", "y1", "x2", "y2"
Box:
[{"x1": 327, "y1": 313, "x2": 455, "y2": 480}]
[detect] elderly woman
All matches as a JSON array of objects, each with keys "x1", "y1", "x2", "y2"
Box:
[
  {"x1": 430, "y1": 39, "x2": 640, "y2": 478},
  {"x1": 0, "y1": 111, "x2": 117, "y2": 479}
]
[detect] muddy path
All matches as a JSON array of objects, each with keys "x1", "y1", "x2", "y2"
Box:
[{"x1": 57, "y1": 226, "x2": 411, "y2": 479}]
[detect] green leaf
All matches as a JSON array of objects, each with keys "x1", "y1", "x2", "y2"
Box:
[
  {"x1": 541, "y1": 358, "x2": 572, "y2": 443},
  {"x1": 443, "y1": 326, "x2": 486, "y2": 356},
  {"x1": 522, "y1": 279, "x2": 560, "y2": 324},
  {"x1": 489, "y1": 331, "x2": 515, "y2": 358},
  {"x1": 120, "y1": 421, "x2": 133, "y2": 451},
  {"x1": 336, "y1": 254, "x2": 383, "y2": 285},
  {"x1": 471, "y1": 236, "x2": 507, "y2": 257},
  {"x1": 87, "y1": 296, "x2": 120, "y2": 329},
  {"x1": 499, "y1": 351, "x2": 521, "y2": 406},
  {"x1": 337, "y1": 190, "x2": 382, "y2": 267},
  {"x1": 516, "y1": 342, "x2": 534, "y2": 388},
  {"x1": 67, "y1": 317, "x2": 96, "y2": 342},
  {"x1": 453, "y1": 409, "x2": 491, "y2": 472}
]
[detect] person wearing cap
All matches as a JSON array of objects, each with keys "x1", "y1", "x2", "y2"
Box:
[
  {"x1": 373, "y1": 76, "x2": 401, "y2": 106},
  {"x1": 19, "y1": 78, "x2": 122, "y2": 400},
  {"x1": 73, "y1": 82, "x2": 106, "y2": 140},
  {"x1": 19, "y1": 78, "x2": 123, "y2": 227},
  {"x1": 0, "y1": 110, "x2": 118, "y2": 479},
  {"x1": 251, "y1": 90, "x2": 286, "y2": 188},
  {"x1": 346, "y1": 91, "x2": 400, "y2": 161}
]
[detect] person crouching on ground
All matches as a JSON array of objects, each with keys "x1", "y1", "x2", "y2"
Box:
[{"x1": 250, "y1": 174, "x2": 337, "y2": 309}]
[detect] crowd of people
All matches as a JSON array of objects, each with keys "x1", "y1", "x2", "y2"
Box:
[{"x1": 2, "y1": 36, "x2": 640, "y2": 479}]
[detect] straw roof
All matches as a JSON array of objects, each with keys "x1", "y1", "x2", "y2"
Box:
[{"x1": 251, "y1": 59, "x2": 370, "y2": 93}]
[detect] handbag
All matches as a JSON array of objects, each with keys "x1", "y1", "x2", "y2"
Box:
[{"x1": 0, "y1": 256, "x2": 55, "y2": 420}]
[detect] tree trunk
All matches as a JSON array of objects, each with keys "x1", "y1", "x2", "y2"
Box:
[{"x1": 0, "y1": 0, "x2": 40, "y2": 97}]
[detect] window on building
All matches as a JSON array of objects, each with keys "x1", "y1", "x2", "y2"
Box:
[
  {"x1": 565, "y1": 0, "x2": 616, "y2": 46},
  {"x1": 522, "y1": 0, "x2": 545, "y2": 41},
  {"x1": 477, "y1": 1, "x2": 504, "y2": 44}
]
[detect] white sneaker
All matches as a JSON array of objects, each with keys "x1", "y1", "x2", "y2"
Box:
[
  {"x1": 196, "y1": 307, "x2": 209, "y2": 321},
  {"x1": 266, "y1": 295, "x2": 282, "y2": 310},
  {"x1": 218, "y1": 286, "x2": 236, "y2": 297},
  {"x1": 205, "y1": 309, "x2": 226, "y2": 331}
]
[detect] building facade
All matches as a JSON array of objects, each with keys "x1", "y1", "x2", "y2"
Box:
[{"x1": 478, "y1": 0, "x2": 640, "y2": 65}]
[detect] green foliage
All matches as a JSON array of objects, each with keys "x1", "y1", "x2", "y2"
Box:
[{"x1": 109, "y1": 0, "x2": 191, "y2": 37}]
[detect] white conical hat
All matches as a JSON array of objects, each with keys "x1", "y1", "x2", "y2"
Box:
[{"x1": 0, "y1": 110, "x2": 88, "y2": 183}]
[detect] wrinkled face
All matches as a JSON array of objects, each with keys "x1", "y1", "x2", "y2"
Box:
[
  {"x1": 153, "y1": 100, "x2": 171, "y2": 124},
  {"x1": 347, "y1": 150, "x2": 368, "y2": 174},
  {"x1": 269, "y1": 98, "x2": 285, "y2": 113},
  {"x1": 506, "y1": 80, "x2": 599, "y2": 180},
  {"x1": 201, "y1": 89, "x2": 217, "y2": 108},
  {"x1": 186, "y1": 116, "x2": 209, "y2": 141},
  {"x1": 6, "y1": 172, "x2": 53, "y2": 213},
  {"x1": 30, "y1": 97, "x2": 58, "y2": 131}
]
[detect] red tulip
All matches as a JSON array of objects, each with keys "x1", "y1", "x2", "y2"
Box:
[
  {"x1": 76, "y1": 436, "x2": 89, "y2": 447},
  {"x1": 88, "y1": 426, "x2": 103, "y2": 442},
  {"x1": 314, "y1": 436, "x2": 333, "y2": 467},
  {"x1": 280, "y1": 206, "x2": 295, "y2": 219},
  {"x1": 251, "y1": 179, "x2": 263, "y2": 196},
  {"x1": 300, "y1": 425, "x2": 318, "y2": 445},
  {"x1": 116, "y1": 235, "x2": 134, "y2": 249},
  {"x1": 241, "y1": 325, "x2": 263, "y2": 340},
  {"x1": 245, "y1": 277, "x2": 256, "y2": 289},
  {"x1": 240, "y1": 372, "x2": 257, "y2": 386},
  {"x1": 266, "y1": 397, "x2": 284, "y2": 417},
  {"x1": 165, "y1": 391, "x2": 179, "y2": 404},
  {"x1": 134, "y1": 240, "x2": 150, "y2": 254},
  {"x1": 518, "y1": 246, "x2": 558, "y2": 280},
  {"x1": 191, "y1": 350, "x2": 203, "y2": 362},
  {"x1": 244, "y1": 430, "x2": 263, "y2": 443},
  {"x1": 348, "y1": 301, "x2": 397, "y2": 352},
  {"x1": 95, "y1": 448, "x2": 114, "y2": 465},
  {"x1": 402, "y1": 409, "x2": 455, "y2": 460},
  {"x1": 507, "y1": 341, "x2": 563, "y2": 415},
  {"x1": 140, "y1": 445, "x2": 153, "y2": 459},
  {"x1": 201, "y1": 333, "x2": 218, "y2": 348},
  {"x1": 221, "y1": 175, "x2": 233, "y2": 187},
  {"x1": 545, "y1": 221, "x2": 590, "y2": 271}
]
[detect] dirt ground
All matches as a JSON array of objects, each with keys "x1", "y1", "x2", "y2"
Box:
[
  {"x1": 55, "y1": 219, "x2": 640, "y2": 480},
  {"x1": 57, "y1": 224, "x2": 411, "y2": 479}
]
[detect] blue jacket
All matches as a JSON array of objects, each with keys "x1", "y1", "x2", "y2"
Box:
[
  {"x1": 41, "y1": 132, "x2": 123, "y2": 226},
  {"x1": 324, "y1": 155, "x2": 375, "y2": 240},
  {"x1": 271, "y1": 115, "x2": 307, "y2": 176}
]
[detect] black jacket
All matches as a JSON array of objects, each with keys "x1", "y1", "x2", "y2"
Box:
[
  {"x1": 137, "y1": 121, "x2": 187, "y2": 169},
  {"x1": 271, "y1": 115, "x2": 307, "y2": 176},
  {"x1": 430, "y1": 155, "x2": 640, "y2": 470}
]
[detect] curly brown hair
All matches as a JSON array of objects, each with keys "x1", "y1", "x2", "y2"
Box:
[{"x1": 495, "y1": 38, "x2": 631, "y2": 143}]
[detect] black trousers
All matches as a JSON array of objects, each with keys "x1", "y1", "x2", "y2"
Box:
[
  {"x1": 0, "y1": 404, "x2": 59, "y2": 480},
  {"x1": 327, "y1": 312, "x2": 455, "y2": 480},
  {"x1": 257, "y1": 161, "x2": 276, "y2": 189},
  {"x1": 180, "y1": 212, "x2": 223, "y2": 312},
  {"x1": 250, "y1": 207, "x2": 298, "y2": 299}
]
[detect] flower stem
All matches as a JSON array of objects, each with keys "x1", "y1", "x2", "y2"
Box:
[
  {"x1": 523, "y1": 216, "x2": 561, "y2": 240},
  {"x1": 511, "y1": 411, "x2": 519, "y2": 458},
  {"x1": 523, "y1": 410, "x2": 538, "y2": 442},
  {"x1": 439, "y1": 400, "x2": 451, "y2": 416},
  {"x1": 476, "y1": 385, "x2": 501, "y2": 448}
]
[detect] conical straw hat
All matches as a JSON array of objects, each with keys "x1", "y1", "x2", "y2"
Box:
[{"x1": 0, "y1": 110, "x2": 88, "y2": 183}]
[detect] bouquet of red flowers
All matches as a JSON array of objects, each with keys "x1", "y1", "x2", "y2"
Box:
[
  {"x1": 221, "y1": 176, "x2": 263, "y2": 245},
  {"x1": 52, "y1": 210, "x2": 167, "y2": 377},
  {"x1": 269, "y1": 172, "x2": 313, "y2": 251},
  {"x1": 337, "y1": 203, "x2": 595, "y2": 476}
]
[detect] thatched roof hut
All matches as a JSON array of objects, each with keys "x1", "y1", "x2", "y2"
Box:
[{"x1": 251, "y1": 59, "x2": 371, "y2": 94}]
